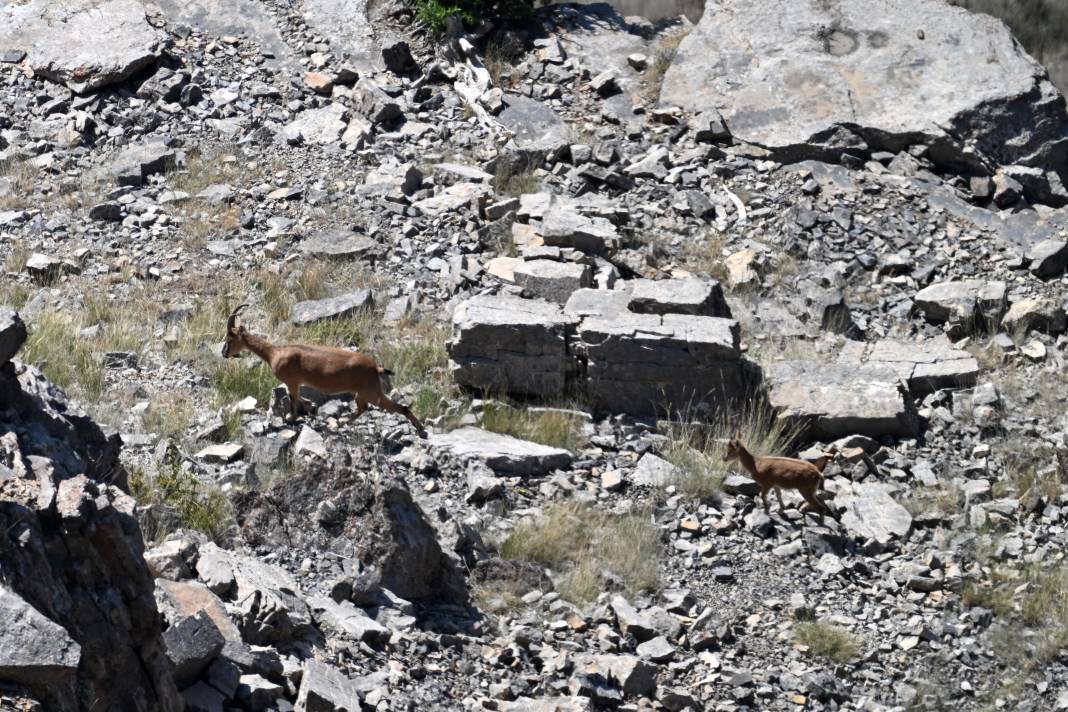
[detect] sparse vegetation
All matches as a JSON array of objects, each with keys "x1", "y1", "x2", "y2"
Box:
[
  {"x1": 211, "y1": 359, "x2": 278, "y2": 407},
  {"x1": 483, "y1": 39, "x2": 521, "y2": 88},
  {"x1": 415, "y1": 0, "x2": 533, "y2": 34},
  {"x1": 963, "y1": 561, "x2": 1068, "y2": 667},
  {"x1": 480, "y1": 402, "x2": 587, "y2": 451},
  {"x1": 499, "y1": 502, "x2": 661, "y2": 603},
  {"x1": 142, "y1": 395, "x2": 195, "y2": 441},
  {"x1": 643, "y1": 30, "x2": 690, "y2": 102},
  {"x1": 493, "y1": 156, "x2": 540, "y2": 197},
  {"x1": 661, "y1": 399, "x2": 798, "y2": 501},
  {"x1": 0, "y1": 160, "x2": 39, "y2": 211},
  {"x1": 129, "y1": 462, "x2": 233, "y2": 544},
  {"x1": 20, "y1": 312, "x2": 105, "y2": 400},
  {"x1": 3, "y1": 239, "x2": 31, "y2": 274},
  {"x1": 794, "y1": 621, "x2": 863, "y2": 663}
]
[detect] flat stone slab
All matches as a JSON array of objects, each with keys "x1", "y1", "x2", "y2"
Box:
[
  {"x1": 913, "y1": 280, "x2": 1007, "y2": 327},
  {"x1": 625, "y1": 279, "x2": 730, "y2": 317},
  {"x1": 155, "y1": 0, "x2": 294, "y2": 70},
  {"x1": 660, "y1": 0, "x2": 1068, "y2": 186},
  {"x1": 295, "y1": 660, "x2": 387, "y2": 712},
  {"x1": 498, "y1": 93, "x2": 570, "y2": 155},
  {"x1": 450, "y1": 293, "x2": 752, "y2": 416},
  {"x1": 0, "y1": 0, "x2": 163, "y2": 94},
  {"x1": 835, "y1": 481, "x2": 913, "y2": 545},
  {"x1": 302, "y1": 0, "x2": 380, "y2": 74},
  {"x1": 414, "y1": 182, "x2": 492, "y2": 215},
  {"x1": 563, "y1": 289, "x2": 631, "y2": 318},
  {"x1": 631, "y1": 453, "x2": 681, "y2": 487},
  {"x1": 109, "y1": 142, "x2": 175, "y2": 187},
  {"x1": 837, "y1": 336, "x2": 979, "y2": 395},
  {"x1": 541, "y1": 208, "x2": 618, "y2": 255},
  {"x1": 300, "y1": 230, "x2": 378, "y2": 259},
  {"x1": 514, "y1": 259, "x2": 593, "y2": 303},
  {"x1": 291, "y1": 290, "x2": 374, "y2": 325},
  {"x1": 282, "y1": 103, "x2": 349, "y2": 145},
  {"x1": 308, "y1": 597, "x2": 389, "y2": 645},
  {"x1": 768, "y1": 360, "x2": 919, "y2": 439},
  {"x1": 431, "y1": 427, "x2": 573, "y2": 475}
]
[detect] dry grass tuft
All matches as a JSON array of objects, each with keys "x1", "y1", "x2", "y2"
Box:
[
  {"x1": 794, "y1": 621, "x2": 862, "y2": 663},
  {"x1": 643, "y1": 29, "x2": 689, "y2": 102},
  {"x1": 500, "y1": 501, "x2": 661, "y2": 603},
  {"x1": 661, "y1": 399, "x2": 799, "y2": 501},
  {"x1": 130, "y1": 462, "x2": 233, "y2": 544},
  {"x1": 494, "y1": 157, "x2": 540, "y2": 197},
  {"x1": 480, "y1": 403, "x2": 587, "y2": 451}
]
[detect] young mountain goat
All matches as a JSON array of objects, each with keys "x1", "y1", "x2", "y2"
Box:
[
  {"x1": 221, "y1": 304, "x2": 426, "y2": 437},
  {"x1": 723, "y1": 436, "x2": 835, "y2": 523}
]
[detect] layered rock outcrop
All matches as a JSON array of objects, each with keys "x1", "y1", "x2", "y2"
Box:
[{"x1": 0, "y1": 312, "x2": 181, "y2": 711}]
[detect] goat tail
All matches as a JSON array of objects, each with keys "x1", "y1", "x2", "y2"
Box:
[{"x1": 378, "y1": 367, "x2": 394, "y2": 376}]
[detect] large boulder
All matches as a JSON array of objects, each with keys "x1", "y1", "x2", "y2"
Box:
[
  {"x1": 448, "y1": 294, "x2": 756, "y2": 417},
  {"x1": 0, "y1": 0, "x2": 163, "y2": 94},
  {"x1": 193, "y1": 543, "x2": 312, "y2": 645},
  {"x1": 232, "y1": 466, "x2": 467, "y2": 604},
  {"x1": 913, "y1": 280, "x2": 1008, "y2": 333},
  {"x1": 767, "y1": 360, "x2": 919, "y2": 439},
  {"x1": 835, "y1": 481, "x2": 913, "y2": 545},
  {"x1": 449, "y1": 294, "x2": 578, "y2": 400},
  {"x1": 660, "y1": 0, "x2": 1068, "y2": 201},
  {"x1": 0, "y1": 584, "x2": 81, "y2": 705},
  {"x1": 577, "y1": 313, "x2": 748, "y2": 416},
  {"x1": 0, "y1": 364, "x2": 181, "y2": 712}
]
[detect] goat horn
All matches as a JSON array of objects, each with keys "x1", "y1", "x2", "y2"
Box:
[{"x1": 227, "y1": 303, "x2": 249, "y2": 330}]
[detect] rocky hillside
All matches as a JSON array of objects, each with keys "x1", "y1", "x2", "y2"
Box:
[{"x1": 2, "y1": 0, "x2": 1068, "y2": 711}]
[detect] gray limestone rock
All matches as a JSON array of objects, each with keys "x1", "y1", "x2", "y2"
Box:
[
  {"x1": 835, "y1": 481, "x2": 913, "y2": 545},
  {"x1": 541, "y1": 208, "x2": 619, "y2": 255},
  {"x1": 295, "y1": 659, "x2": 387, "y2": 712},
  {"x1": 309, "y1": 597, "x2": 390, "y2": 645},
  {"x1": 0, "y1": 584, "x2": 81, "y2": 704},
  {"x1": 768, "y1": 360, "x2": 919, "y2": 439},
  {"x1": 291, "y1": 290, "x2": 374, "y2": 325},
  {"x1": 0, "y1": 0, "x2": 163, "y2": 94},
  {"x1": 282, "y1": 103, "x2": 349, "y2": 145},
  {"x1": 110, "y1": 142, "x2": 175, "y2": 187},
  {"x1": 578, "y1": 313, "x2": 747, "y2": 416},
  {"x1": 837, "y1": 337, "x2": 979, "y2": 395},
  {"x1": 300, "y1": 230, "x2": 378, "y2": 259},
  {"x1": 449, "y1": 294, "x2": 578, "y2": 399},
  {"x1": 162, "y1": 611, "x2": 225, "y2": 687},
  {"x1": 660, "y1": 0, "x2": 1068, "y2": 199},
  {"x1": 913, "y1": 280, "x2": 1007, "y2": 330},
  {"x1": 514, "y1": 260, "x2": 593, "y2": 303},
  {"x1": 626, "y1": 278, "x2": 731, "y2": 317},
  {"x1": 1027, "y1": 239, "x2": 1068, "y2": 278},
  {"x1": 0, "y1": 308, "x2": 27, "y2": 366},
  {"x1": 431, "y1": 427, "x2": 573, "y2": 475}
]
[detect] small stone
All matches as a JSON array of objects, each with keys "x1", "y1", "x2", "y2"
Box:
[{"x1": 195, "y1": 442, "x2": 244, "y2": 464}]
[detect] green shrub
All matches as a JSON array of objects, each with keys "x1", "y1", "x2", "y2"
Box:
[
  {"x1": 129, "y1": 463, "x2": 233, "y2": 543},
  {"x1": 416, "y1": 0, "x2": 533, "y2": 34}
]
